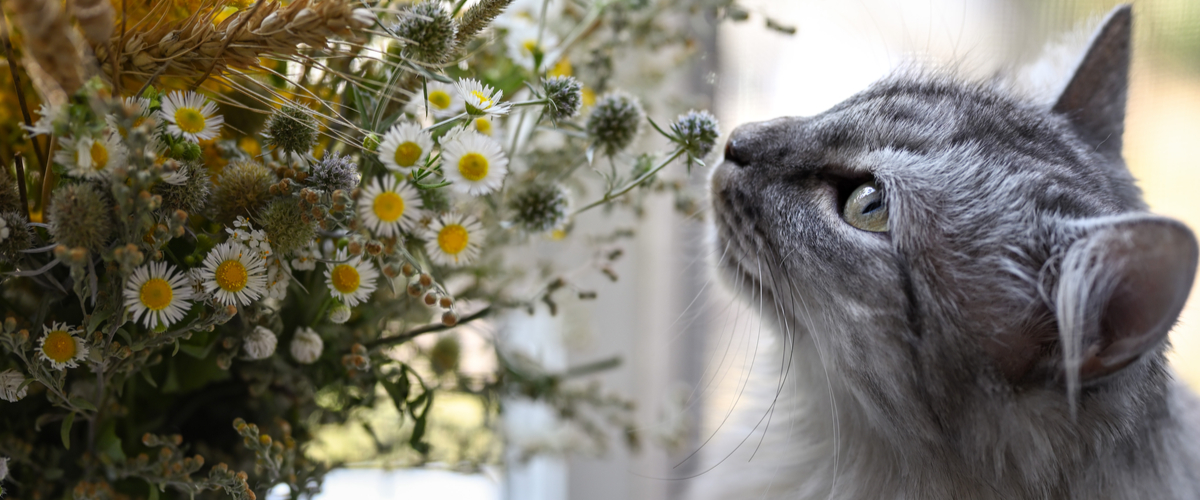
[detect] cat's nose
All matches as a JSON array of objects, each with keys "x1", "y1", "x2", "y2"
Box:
[{"x1": 724, "y1": 136, "x2": 750, "y2": 167}]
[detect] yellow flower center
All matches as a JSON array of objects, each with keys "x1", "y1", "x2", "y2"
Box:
[
  {"x1": 42, "y1": 330, "x2": 77, "y2": 363},
  {"x1": 331, "y1": 264, "x2": 360, "y2": 293},
  {"x1": 139, "y1": 278, "x2": 174, "y2": 311},
  {"x1": 522, "y1": 39, "x2": 538, "y2": 55},
  {"x1": 470, "y1": 90, "x2": 492, "y2": 109},
  {"x1": 372, "y1": 191, "x2": 405, "y2": 222},
  {"x1": 437, "y1": 224, "x2": 469, "y2": 255},
  {"x1": 393, "y1": 141, "x2": 423, "y2": 167},
  {"x1": 458, "y1": 153, "x2": 489, "y2": 182},
  {"x1": 473, "y1": 117, "x2": 493, "y2": 136},
  {"x1": 174, "y1": 107, "x2": 207, "y2": 134},
  {"x1": 549, "y1": 58, "x2": 573, "y2": 78},
  {"x1": 90, "y1": 141, "x2": 109, "y2": 169},
  {"x1": 215, "y1": 259, "x2": 248, "y2": 292},
  {"x1": 428, "y1": 90, "x2": 452, "y2": 110}
]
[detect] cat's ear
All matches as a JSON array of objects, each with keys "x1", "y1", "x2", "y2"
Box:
[
  {"x1": 1054, "y1": 216, "x2": 1197, "y2": 382},
  {"x1": 1052, "y1": 4, "x2": 1131, "y2": 158}
]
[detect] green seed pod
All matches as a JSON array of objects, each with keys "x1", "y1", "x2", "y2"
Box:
[
  {"x1": 262, "y1": 105, "x2": 319, "y2": 157},
  {"x1": 48, "y1": 183, "x2": 113, "y2": 253},
  {"x1": 258, "y1": 197, "x2": 316, "y2": 256},
  {"x1": 509, "y1": 183, "x2": 569, "y2": 233},
  {"x1": 212, "y1": 160, "x2": 275, "y2": 224},
  {"x1": 586, "y1": 91, "x2": 645, "y2": 156}
]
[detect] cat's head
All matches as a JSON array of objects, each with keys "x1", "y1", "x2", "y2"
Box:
[{"x1": 710, "y1": 4, "x2": 1197, "y2": 459}]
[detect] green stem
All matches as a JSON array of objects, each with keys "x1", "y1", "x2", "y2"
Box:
[
  {"x1": 423, "y1": 113, "x2": 467, "y2": 132},
  {"x1": 573, "y1": 148, "x2": 684, "y2": 216}
]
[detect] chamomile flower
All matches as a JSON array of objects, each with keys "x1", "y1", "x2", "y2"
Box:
[
  {"x1": 324, "y1": 249, "x2": 379, "y2": 307},
  {"x1": 291, "y1": 242, "x2": 321, "y2": 271},
  {"x1": 124, "y1": 261, "x2": 195, "y2": 330},
  {"x1": 424, "y1": 212, "x2": 484, "y2": 266},
  {"x1": 506, "y1": 23, "x2": 559, "y2": 71},
  {"x1": 440, "y1": 131, "x2": 508, "y2": 196},
  {"x1": 378, "y1": 122, "x2": 434, "y2": 173},
  {"x1": 37, "y1": 322, "x2": 88, "y2": 370},
  {"x1": 467, "y1": 115, "x2": 504, "y2": 139},
  {"x1": 55, "y1": 133, "x2": 127, "y2": 180},
  {"x1": 199, "y1": 241, "x2": 268, "y2": 306},
  {"x1": 106, "y1": 96, "x2": 153, "y2": 138},
  {"x1": 26, "y1": 102, "x2": 64, "y2": 136},
  {"x1": 158, "y1": 90, "x2": 224, "y2": 143},
  {"x1": 358, "y1": 176, "x2": 423, "y2": 237},
  {"x1": 455, "y1": 78, "x2": 512, "y2": 116},
  {"x1": 407, "y1": 81, "x2": 463, "y2": 119}
]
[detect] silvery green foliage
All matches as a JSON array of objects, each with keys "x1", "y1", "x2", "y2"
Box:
[
  {"x1": 586, "y1": 91, "x2": 645, "y2": 156},
  {"x1": 702, "y1": 6, "x2": 1200, "y2": 499},
  {"x1": 393, "y1": 0, "x2": 457, "y2": 63}
]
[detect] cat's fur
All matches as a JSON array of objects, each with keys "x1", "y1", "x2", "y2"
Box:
[{"x1": 700, "y1": 5, "x2": 1200, "y2": 499}]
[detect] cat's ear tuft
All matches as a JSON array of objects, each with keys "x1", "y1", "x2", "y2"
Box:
[
  {"x1": 1052, "y1": 4, "x2": 1131, "y2": 158},
  {"x1": 1055, "y1": 216, "x2": 1197, "y2": 383}
]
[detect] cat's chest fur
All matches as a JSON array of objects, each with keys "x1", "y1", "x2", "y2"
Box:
[{"x1": 700, "y1": 5, "x2": 1200, "y2": 499}]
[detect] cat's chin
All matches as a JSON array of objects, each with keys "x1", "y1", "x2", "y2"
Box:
[{"x1": 710, "y1": 160, "x2": 787, "y2": 326}]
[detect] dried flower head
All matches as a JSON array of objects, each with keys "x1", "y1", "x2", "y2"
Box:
[
  {"x1": 392, "y1": 1, "x2": 457, "y2": 64},
  {"x1": 259, "y1": 197, "x2": 317, "y2": 256},
  {"x1": 586, "y1": 91, "x2": 644, "y2": 156},
  {"x1": 0, "y1": 369, "x2": 27, "y2": 402},
  {"x1": 290, "y1": 327, "x2": 324, "y2": 364},
  {"x1": 329, "y1": 304, "x2": 352, "y2": 324},
  {"x1": 263, "y1": 105, "x2": 320, "y2": 157},
  {"x1": 670, "y1": 109, "x2": 720, "y2": 161},
  {"x1": 307, "y1": 152, "x2": 359, "y2": 194},
  {"x1": 213, "y1": 161, "x2": 275, "y2": 224},
  {"x1": 543, "y1": 76, "x2": 583, "y2": 122},
  {"x1": 509, "y1": 183, "x2": 570, "y2": 233},
  {"x1": 243, "y1": 326, "x2": 278, "y2": 360},
  {"x1": 48, "y1": 183, "x2": 113, "y2": 253},
  {"x1": 157, "y1": 163, "x2": 212, "y2": 215}
]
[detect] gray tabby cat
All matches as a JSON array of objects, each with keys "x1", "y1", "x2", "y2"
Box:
[{"x1": 701, "y1": 5, "x2": 1200, "y2": 499}]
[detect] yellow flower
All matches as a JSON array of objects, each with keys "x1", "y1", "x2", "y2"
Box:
[{"x1": 37, "y1": 322, "x2": 88, "y2": 370}]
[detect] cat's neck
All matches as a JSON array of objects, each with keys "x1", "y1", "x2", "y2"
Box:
[{"x1": 692, "y1": 325, "x2": 1200, "y2": 500}]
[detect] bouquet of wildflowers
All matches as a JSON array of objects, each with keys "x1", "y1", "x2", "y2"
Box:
[{"x1": 0, "y1": 0, "x2": 748, "y2": 497}]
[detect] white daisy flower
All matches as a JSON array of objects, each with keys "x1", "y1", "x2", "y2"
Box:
[
  {"x1": 161, "y1": 163, "x2": 190, "y2": 186},
  {"x1": 329, "y1": 304, "x2": 352, "y2": 324},
  {"x1": 455, "y1": 78, "x2": 512, "y2": 116},
  {"x1": 506, "y1": 23, "x2": 560, "y2": 71},
  {"x1": 25, "y1": 102, "x2": 63, "y2": 136},
  {"x1": 106, "y1": 96, "x2": 153, "y2": 138},
  {"x1": 264, "y1": 255, "x2": 292, "y2": 300},
  {"x1": 123, "y1": 261, "x2": 195, "y2": 330},
  {"x1": 55, "y1": 133, "x2": 127, "y2": 180},
  {"x1": 290, "y1": 327, "x2": 324, "y2": 364},
  {"x1": 424, "y1": 212, "x2": 484, "y2": 266},
  {"x1": 378, "y1": 122, "x2": 434, "y2": 173},
  {"x1": 199, "y1": 241, "x2": 268, "y2": 306},
  {"x1": 37, "y1": 322, "x2": 89, "y2": 370},
  {"x1": 407, "y1": 81, "x2": 464, "y2": 119},
  {"x1": 358, "y1": 176, "x2": 423, "y2": 237},
  {"x1": 440, "y1": 131, "x2": 509, "y2": 196},
  {"x1": 243, "y1": 326, "x2": 278, "y2": 360},
  {"x1": 290, "y1": 242, "x2": 321, "y2": 271},
  {"x1": 324, "y1": 249, "x2": 379, "y2": 307},
  {"x1": 158, "y1": 90, "x2": 224, "y2": 143},
  {"x1": 0, "y1": 369, "x2": 27, "y2": 402},
  {"x1": 467, "y1": 115, "x2": 505, "y2": 140}
]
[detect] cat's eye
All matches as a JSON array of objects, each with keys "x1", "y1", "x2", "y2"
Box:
[{"x1": 842, "y1": 181, "x2": 889, "y2": 232}]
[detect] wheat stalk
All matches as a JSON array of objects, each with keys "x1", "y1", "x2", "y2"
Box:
[
  {"x1": 95, "y1": 0, "x2": 375, "y2": 91},
  {"x1": 7, "y1": 0, "x2": 89, "y2": 99}
]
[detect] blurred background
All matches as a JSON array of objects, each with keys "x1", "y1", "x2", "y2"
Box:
[{"x1": 309, "y1": 0, "x2": 1200, "y2": 498}]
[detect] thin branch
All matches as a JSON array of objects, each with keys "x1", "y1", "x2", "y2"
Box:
[
  {"x1": 0, "y1": 3, "x2": 48, "y2": 174},
  {"x1": 364, "y1": 306, "x2": 493, "y2": 350},
  {"x1": 13, "y1": 155, "x2": 28, "y2": 219}
]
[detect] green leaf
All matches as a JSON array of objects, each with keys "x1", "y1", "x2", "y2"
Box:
[
  {"x1": 86, "y1": 307, "x2": 114, "y2": 333},
  {"x1": 646, "y1": 116, "x2": 676, "y2": 141},
  {"x1": 69, "y1": 395, "x2": 97, "y2": 412},
  {"x1": 380, "y1": 373, "x2": 411, "y2": 418},
  {"x1": 97, "y1": 420, "x2": 127, "y2": 463},
  {"x1": 141, "y1": 368, "x2": 158, "y2": 388},
  {"x1": 61, "y1": 412, "x2": 75, "y2": 449},
  {"x1": 147, "y1": 482, "x2": 160, "y2": 500},
  {"x1": 408, "y1": 389, "x2": 434, "y2": 455}
]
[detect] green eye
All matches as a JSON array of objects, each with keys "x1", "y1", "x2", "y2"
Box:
[{"x1": 843, "y1": 181, "x2": 889, "y2": 232}]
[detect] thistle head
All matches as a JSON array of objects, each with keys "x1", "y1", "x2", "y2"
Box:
[
  {"x1": 48, "y1": 183, "x2": 113, "y2": 253},
  {"x1": 669, "y1": 109, "x2": 720, "y2": 161},
  {"x1": 586, "y1": 91, "x2": 644, "y2": 156},
  {"x1": 509, "y1": 183, "x2": 570, "y2": 233},
  {"x1": 543, "y1": 76, "x2": 583, "y2": 122},
  {"x1": 263, "y1": 105, "x2": 320, "y2": 157},
  {"x1": 259, "y1": 197, "x2": 317, "y2": 256},
  {"x1": 392, "y1": 1, "x2": 457, "y2": 64},
  {"x1": 307, "y1": 152, "x2": 359, "y2": 194},
  {"x1": 213, "y1": 161, "x2": 274, "y2": 224}
]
